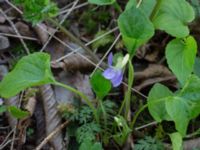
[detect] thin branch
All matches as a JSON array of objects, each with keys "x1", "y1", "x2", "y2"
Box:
[
  {"x1": 54, "y1": 26, "x2": 119, "y2": 62},
  {"x1": 90, "y1": 33, "x2": 121, "y2": 76},
  {"x1": 135, "y1": 121, "x2": 157, "y2": 130},
  {"x1": 0, "y1": 138, "x2": 19, "y2": 150},
  {"x1": 0, "y1": 33, "x2": 38, "y2": 41},
  {"x1": 59, "y1": 2, "x2": 89, "y2": 15},
  {"x1": 35, "y1": 120, "x2": 69, "y2": 150},
  {"x1": 0, "y1": 8, "x2": 30, "y2": 54},
  {"x1": 0, "y1": 127, "x2": 15, "y2": 147},
  {"x1": 40, "y1": 0, "x2": 79, "y2": 52}
]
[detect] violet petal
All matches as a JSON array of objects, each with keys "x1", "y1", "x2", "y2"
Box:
[
  {"x1": 111, "y1": 70, "x2": 123, "y2": 87},
  {"x1": 108, "y1": 53, "x2": 113, "y2": 66},
  {"x1": 103, "y1": 68, "x2": 117, "y2": 80},
  {"x1": 0, "y1": 98, "x2": 3, "y2": 105}
]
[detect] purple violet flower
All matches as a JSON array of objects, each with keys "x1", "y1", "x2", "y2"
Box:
[
  {"x1": 103, "y1": 53, "x2": 129, "y2": 87},
  {"x1": 0, "y1": 98, "x2": 3, "y2": 105}
]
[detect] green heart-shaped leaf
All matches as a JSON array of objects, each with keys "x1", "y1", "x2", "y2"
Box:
[
  {"x1": 148, "y1": 75, "x2": 200, "y2": 136},
  {"x1": 118, "y1": 7, "x2": 154, "y2": 56},
  {"x1": 90, "y1": 70, "x2": 111, "y2": 99},
  {"x1": 148, "y1": 83, "x2": 173, "y2": 122},
  {"x1": 152, "y1": 0, "x2": 195, "y2": 38},
  {"x1": 166, "y1": 36, "x2": 197, "y2": 85},
  {"x1": 0, "y1": 52, "x2": 55, "y2": 98}
]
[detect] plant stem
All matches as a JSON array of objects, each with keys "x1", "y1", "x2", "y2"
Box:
[
  {"x1": 48, "y1": 18, "x2": 102, "y2": 66},
  {"x1": 124, "y1": 60, "x2": 134, "y2": 120},
  {"x1": 99, "y1": 99, "x2": 107, "y2": 130},
  {"x1": 118, "y1": 60, "x2": 134, "y2": 119},
  {"x1": 130, "y1": 104, "x2": 148, "y2": 129},
  {"x1": 150, "y1": 0, "x2": 162, "y2": 21},
  {"x1": 53, "y1": 81, "x2": 98, "y2": 122}
]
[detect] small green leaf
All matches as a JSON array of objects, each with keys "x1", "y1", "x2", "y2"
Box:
[
  {"x1": 113, "y1": 116, "x2": 132, "y2": 146},
  {"x1": 118, "y1": 7, "x2": 154, "y2": 56},
  {"x1": 0, "y1": 52, "x2": 55, "y2": 98},
  {"x1": 152, "y1": 0, "x2": 195, "y2": 37},
  {"x1": 126, "y1": 0, "x2": 156, "y2": 17},
  {"x1": 90, "y1": 70, "x2": 111, "y2": 99},
  {"x1": 79, "y1": 139, "x2": 103, "y2": 150},
  {"x1": 148, "y1": 75, "x2": 200, "y2": 136},
  {"x1": 179, "y1": 75, "x2": 200, "y2": 119},
  {"x1": 169, "y1": 132, "x2": 183, "y2": 150},
  {"x1": 0, "y1": 105, "x2": 6, "y2": 114},
  {"x1": 88, "y1": 0, "x2": 115, "y2": 5},
  {"x1": 147, "y1": 83, "x2": 173, "y2": 122},
  {"x1": 166, "y1": 36, "x2": 197, "y2": 85},
  {"x1": 13, "y1": 0, "x2": 58, "y2": 25},
  {"x1": 8, "y1": 106, "x2": 29, "y2": 119},
  {"x1": 165, "y1": 96, "x2": 190, "y2": 136}
]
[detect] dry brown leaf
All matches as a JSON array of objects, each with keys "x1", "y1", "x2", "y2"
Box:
[
  {"x1": 73, "y1": 72, "x2": 94, "y2": 102},
  {"x1": 134, "y1": 76, "x2": 176, "y2": 91},
  {"x1": 25, "y1": 97, "x2": 36, "y2": 116},
  {"x1": 15, "y1": 22, "x2": 34, "y2": 37},
  {"x1": 54, "y1": 71, "x2": 94, "y2": 104},
  {"x1": 34, "y1": 98, "x2": 51, "y2": 149},
  {"x1": 33, "y1": 23, "x2": 49, "y2": 45},
  {"x1": 17, "y1": 117, "x2": 31, "y2": 149},
  {"x1": 135, "y1": 64, "x2": 172, "y2": 81},
  {"x1": 40, "y1": 85, "x2": 64, "y2": 150},
  {"x1": 52, "y1": 53, "x2": 94, "y2": 73}
]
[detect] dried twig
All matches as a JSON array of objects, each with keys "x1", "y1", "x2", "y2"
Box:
[
  {"x1": 0, "y1": 33, "x2": 38, "y2": 41},
  {"x1": 35, "y1": 120, "x2": 69, "y2": 150},
  {"x1": 135, "y1": 121, "x2": 157, "y2": 130},
  {"x1": 0, "y1": 127, "x2": 15, "y2": 148},
  {"x1": 0, "y1": 8, "x2": 30, "y2": 54},
  {"x1": 40, "y1": 0, "x2": 79, "y2": 51},
  {"x1": 90, "y1": 33, "x2": 121, "y2": 76}
]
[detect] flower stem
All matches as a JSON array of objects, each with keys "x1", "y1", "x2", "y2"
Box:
[
  {"x1": 99, "y1": 99, "x2": 107, "y2": 130},
  {"x1": 53, "y1": 81, "x2": 98, "y2": 122},
  {"x1": 130, "y1": 104, "x2": 148, "y2": 129},
  {"x1": 125, "y1": 60, "x2": 134, "y2": 120},
  {"x1": 118, "y1": 60, "x2": 134, "y2": 120}
]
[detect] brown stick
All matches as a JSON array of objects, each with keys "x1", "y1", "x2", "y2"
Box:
[{"x1": 35, "y1": 120, "x2": 69, "y2": 150}]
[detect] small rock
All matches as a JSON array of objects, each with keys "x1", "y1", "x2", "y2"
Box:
[
  {"x1": 0, "y1": 36, "x2": 10, "y2": 50},
  {"x1": 0, "y1": 15, "x2": 5, "y2": 23}
]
